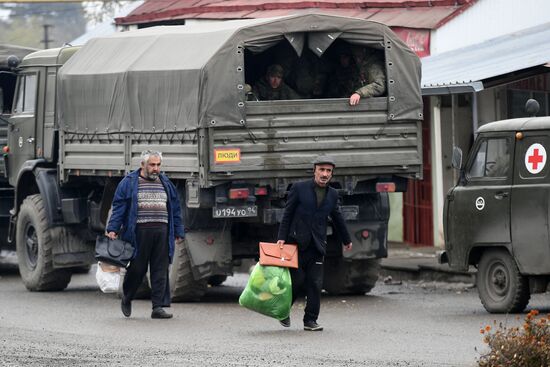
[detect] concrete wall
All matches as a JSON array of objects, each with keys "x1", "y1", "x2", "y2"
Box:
[{"x1": 388, "y1": 193, "x2": 403, "y2": 242}]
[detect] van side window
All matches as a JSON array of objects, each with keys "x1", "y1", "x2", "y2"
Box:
[
  {"x1": 14, "y1": 74, "x2": 37, "y2": 114},
  {"x1": 469, "y1": 138, "x2": 510, "y2": 178}
]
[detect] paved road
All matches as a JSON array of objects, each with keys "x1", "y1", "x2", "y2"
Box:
[{"x1": 0, "y1": 267, "x2": 548, "y2": 367}]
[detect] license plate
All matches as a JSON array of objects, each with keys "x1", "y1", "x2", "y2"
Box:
[{"x1": 213, "y1": 205, "x2": 258, "y2": 218}]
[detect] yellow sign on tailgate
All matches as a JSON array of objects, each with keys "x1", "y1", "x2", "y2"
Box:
[{"x1": 214, "y1": 148, "x2": 241, "y2": 164}]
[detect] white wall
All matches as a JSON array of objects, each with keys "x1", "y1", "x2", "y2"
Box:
[{"x1": 431, "y1": 0, "x2": 550, "y2": 55}]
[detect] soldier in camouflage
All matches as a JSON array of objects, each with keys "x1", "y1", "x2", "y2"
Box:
[
  {"x1": 349, "y1": 46, "x2": 386, "y2": 106},
  {"x1": 252, "y1": 64, "x2": 301, "y2": 101},
  {"x1": 289, "y1": 49, "x2": 331, "y2": 99},
  {"x1": 325, "y1": 45, "x2": 356, "y2": 99}
]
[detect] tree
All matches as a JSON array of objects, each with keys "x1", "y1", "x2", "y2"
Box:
[{"x1": 0, "y1": 3, "x2": 87, "y2": 49}]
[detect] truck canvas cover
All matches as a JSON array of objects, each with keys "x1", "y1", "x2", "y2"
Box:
[{"x1": 57, "y1": 13, "x2": 422, "y2": 134}]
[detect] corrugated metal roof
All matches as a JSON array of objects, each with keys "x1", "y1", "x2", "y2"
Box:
[
  {"x1": 116, "y1": 0, "x2": 476, "y2": 28},
  {"x1": 421, "y1": 22, "x2": 550, "y2": 89}
]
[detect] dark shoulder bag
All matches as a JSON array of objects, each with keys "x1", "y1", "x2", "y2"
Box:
[{"x1": 95, "y1": 235, "x2": 134, "y2": 268}]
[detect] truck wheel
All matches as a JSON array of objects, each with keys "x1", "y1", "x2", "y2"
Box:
[
  {"x1": 477, "y1": 249, "x2": 530, "y2": 313},
  {"x1": 170, "y1": 239, "x2": 207, "y2": 302},
  {"x1": 323, "y1": 258, "x2": 381, "y2": 295},
  {"x1": 208, "y1": 275, "x2": 228, "y2": 287},
  {"x1": 16, "y1": 195, "x2": 72, "y2": 291}
]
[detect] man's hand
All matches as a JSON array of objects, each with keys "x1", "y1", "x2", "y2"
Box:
[
  {"x1": 107, "y1": 231, "x2": 117, "y2": 240},
  {"x1": 343, "y1": 242, "x2": 353, "y2": 252},
  {"x1": 276, "y1": 240, "x2": 285, "y2": 247},
  {"x1": 349, "y1": 93, "x2": 361, "y2": 106}
]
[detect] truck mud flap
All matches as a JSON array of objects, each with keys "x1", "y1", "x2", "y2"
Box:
[
  {"x1": 184, "y1": 229, "x2": 233, "y2": 279},
  {"x1": 342, "y1": 221, "x2": 388, "y2": 260}
]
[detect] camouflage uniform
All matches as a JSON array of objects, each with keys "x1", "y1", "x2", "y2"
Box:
[
  {"x1": 325, "y1": 64, "x2": 356, "y2": 98},
  {"x1": 289, "y1": 49, "x2": 331, "y2": 99},
  {"x1": 252, "y1": 77, "x2": 300, "y2": 101},
  {"x1": 353, "y1": 49, "x2": 386, "y2": 98}
]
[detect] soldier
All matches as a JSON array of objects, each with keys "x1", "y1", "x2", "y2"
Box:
[
  {"x1": 289, "y1": 49, "x2": 331, "y2": 99},
  {"x1": 325, "y1": 44, "x2": 357, "y2": 99},
  {"x1": 252, "y1": 64, "x2": 300, "y2": 101},
  {"x1": 349, "y1": 46, "x2": 386, "y2": 106}
]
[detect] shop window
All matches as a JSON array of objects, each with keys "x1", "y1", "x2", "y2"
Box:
[{"x1": 508, "y1": 89, "x2": 549, "y2": 118}]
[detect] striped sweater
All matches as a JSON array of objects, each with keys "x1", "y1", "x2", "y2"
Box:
[{"x1": 137, "y1": 176, "x2": 168, "y2": 224}]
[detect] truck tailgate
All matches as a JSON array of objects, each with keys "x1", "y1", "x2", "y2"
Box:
[{"x1": 208, "y1": 98, "x2": 422, "y2": 181}]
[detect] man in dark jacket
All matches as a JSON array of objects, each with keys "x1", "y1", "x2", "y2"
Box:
[
  {"x1": 107, "y1": 150, "x2": 184, "y2": 319},
  {"x1": 276, "y1": 155, "x2": 352, "y2": 331}
]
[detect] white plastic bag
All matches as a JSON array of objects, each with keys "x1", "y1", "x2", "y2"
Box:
[{"x1": 95, "y1": 262, "x2": 121, "y2": 293}]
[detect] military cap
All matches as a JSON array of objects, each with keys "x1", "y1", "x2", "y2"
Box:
[
  {"x1": 312, "y1": 155, "x2": 336, "y2": 167},
  {"x1": 266, "y1": 64, "x2": 284, "y2": 78}
]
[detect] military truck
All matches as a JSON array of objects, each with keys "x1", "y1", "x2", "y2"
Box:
[
  {"x1": 3, "y1": 14, "x2": 423, "y2": 300},
  {"x1": 0, "y1": 44, "x2": 37, "y2": 267},
  {"x1": 442, "y1": 100, "x2": 550, "y2": 313}
]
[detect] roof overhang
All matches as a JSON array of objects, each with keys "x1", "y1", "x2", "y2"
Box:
[
  {"x1": 422, "y1": 81, "x2": 483, "y2": 96},
  {"x1": 421, "y1": 22, "x2": 550, "y2": 95}
]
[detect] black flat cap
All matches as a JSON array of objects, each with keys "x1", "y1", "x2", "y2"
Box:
[{"x1": 312, "y1": 155, "x2": 336, "y2": 167}]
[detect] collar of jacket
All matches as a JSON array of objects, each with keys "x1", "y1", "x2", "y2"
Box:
[
  {"x1": 128, "y1": 168, "x2": 168, "y2": 183},
  {"x1": 308, "y1": 178, "x2": 330, "y2": 191}
]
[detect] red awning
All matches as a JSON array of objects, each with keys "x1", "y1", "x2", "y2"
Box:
[{"x1": 117, "y1": 0, "x2": 477, "y2": 30}]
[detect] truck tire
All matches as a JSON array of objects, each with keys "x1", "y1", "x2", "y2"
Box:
[
  {"x1": 477, "y1": 249, "x2": 530, "y2": 313},
  {"x1": 16, "y1": 194, "x2": 72, "y2": 291},
  {"x1": 208, "y1": 275, "x2": 228, "y2": 287},
  {"x1": 170, "y1": 239, "x2": 207, "y2": 302},
  {"x1": 323, "y1": 258, "x2": 381, "y2": 295}
]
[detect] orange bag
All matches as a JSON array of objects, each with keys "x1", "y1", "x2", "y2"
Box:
[{"x1": 259, "y1": 242, "x2": 298, "y2": 269}]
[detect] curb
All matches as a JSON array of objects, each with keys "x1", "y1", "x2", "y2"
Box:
[{"x1": 380, "y1": 262, "x2": 476, "y2": 284}]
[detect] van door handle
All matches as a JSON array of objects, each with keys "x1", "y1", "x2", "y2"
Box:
[{"x1": 494, "y1": 192, "x2": 509, "y2": 200}]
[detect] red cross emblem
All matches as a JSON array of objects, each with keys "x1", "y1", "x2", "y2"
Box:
[{"x1": 525, "y1": 143, "x2": 546, "y2": 174}]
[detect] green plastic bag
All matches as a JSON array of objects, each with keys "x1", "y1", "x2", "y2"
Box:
[{"x1": 239, "y1": 263, "x2": 292, "y2": 320}]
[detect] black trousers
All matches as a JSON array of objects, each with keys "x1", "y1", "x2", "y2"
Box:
[
  {"x1": 290, "y1": 246, "x2": 324, "y2": 323},
  {"x1": 123, "y1": 224, "x2": 169, "y2": 309}
]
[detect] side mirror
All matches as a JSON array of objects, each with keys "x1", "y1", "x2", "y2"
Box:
[{"x1": 451, "y1": 146, "x2": 463, "y2": 170}]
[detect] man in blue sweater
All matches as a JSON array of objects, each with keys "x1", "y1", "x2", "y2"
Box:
[{"x1": 107, "y1": 150, "x2": 184, "y2": 319}]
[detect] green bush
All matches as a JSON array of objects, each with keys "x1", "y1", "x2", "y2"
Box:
[{"x1": 478, "y1": 310, "x2": 550, "y2": 367}]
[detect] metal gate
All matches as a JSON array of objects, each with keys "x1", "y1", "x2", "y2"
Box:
[{"x1": 403, "y1": 100, "x2": 433, "y2": 246}]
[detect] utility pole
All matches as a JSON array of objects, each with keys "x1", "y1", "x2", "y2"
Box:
[{"x1": 41, "y1": 24, "x2": 54, "y2": 49}]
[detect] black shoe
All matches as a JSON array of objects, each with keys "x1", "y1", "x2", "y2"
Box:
[
  {"x1": 121, "y1": 297, "x2": 131, "y2": 318},
  {"x1": 151, "y1": 307, "x2": 173, "y2": 319},
  {"x1": 304, "y1": 321, "x2": 323, "y2": 331},
  {"x1": 279, "y1": 317, "x2": 291, "y2": 328}
]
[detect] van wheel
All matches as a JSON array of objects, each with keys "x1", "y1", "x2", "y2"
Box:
[
  {"x1": 323, "y1": 258, "x2": 380, "y2": 295},
  {"x1": 477, "y1": 249, "x2": 530, "y2": 313},
  {"x1": 170, "y1": 239, "x2": 208, "y2": 301},
  {"x1": 16, "y1": 195, "x2": 72, "y2": 291}
]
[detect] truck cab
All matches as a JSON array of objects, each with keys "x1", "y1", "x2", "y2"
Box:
[
  {"x1": 443, "y1": 100, "x2": 550, "y2": 313},
  {"x1": 0, "y1": 45, "x2": 38, "y2": 266}
]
